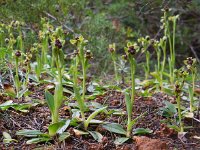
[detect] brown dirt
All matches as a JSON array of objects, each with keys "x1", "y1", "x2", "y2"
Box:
[{"x1": 0, "y1": 86, "x2": 200, "y2": 150}]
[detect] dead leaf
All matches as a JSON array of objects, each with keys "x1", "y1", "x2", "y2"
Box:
[{"x1": 3, "y1": 83, "x2": 16, "y2": 96}]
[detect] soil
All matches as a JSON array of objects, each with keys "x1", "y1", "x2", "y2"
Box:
[{"x1": 0, "y1": 84, "x2": 200, "y2": 150}]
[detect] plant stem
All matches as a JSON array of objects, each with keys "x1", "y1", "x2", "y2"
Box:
[
  {"x1": 25, "y1": 65, "x2": 30, "y2": 87},
  {"x1": 177, "y1": 95, "x2": 183, "y2": 132},
  {"x1": 82, "y1": 60, "x2": 86, "y2": 103},
  {"x1": 111, "y1": 53, "x2": 119, "y2": 83},
  {"x1": 52, "y1": 49, "x2": 63, "y2": 123},
  {"x1": 129, "y1": 57, "x2": 136, "y2": 104},
  {"x1": 0, "y1": 32, "x2": 3, "y2": 47},
  {"x1": 42, "y1": 37, "x2": 48, "y2": 66},
  {"x1": 73, "y1": 57, "x2": 86, "y2": 122},
  {"x1": 126, "y1": 112, "x2": 132, "y2": 137},
  {"x1": 161, "y1": 45, "x2": 166, "y2": 90},
  {"x1": 52, "y1": 109, "x2": 59, "y2": 124},
  {"x1": 36, "y1": 54, "x2": 42, "y2": 80},
  {"x1": 15, "y1": 57, "x2": 20, "y2": 97},
  {"x1": 168, "y1": 23, "x2": 174, "y2": 84},
  {"x1": 157, "y1": 50, "x2": 161, "y2": 72},
  {"x1": 124, "y1": 91, "x2": 133, "y2": 137},
  {"x1": 161, "y1": 12, "x2": 168, "y2": 89},
  {"x1": 172, "y1": 19, "x2": 176, "y2": 83},
  {"x1": 145, "y1": 51, "x2": 150, "y2": 79},
  {"x1": 190, "y1": 71, "x2": 196, "y2": 112}
]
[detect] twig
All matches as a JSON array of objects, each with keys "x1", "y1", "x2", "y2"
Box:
[
  {"x1": 43, "y1": 11, "x2": 74, "y2": 33},
  {"x1": 193, "y1": 117, "x2": 200, "y2": 123},
  {"x1": 189, "y1": 45, "x2": 200, "y2": 63}
]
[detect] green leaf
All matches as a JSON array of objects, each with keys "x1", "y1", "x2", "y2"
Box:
[
  {"x1": 133, "y1": 128, "x2": 153, "y2": 135},
  {"x1": 163, "y1": 87, "x2": 173, "y2": 95},
  {"x1": 0, "y1": 47, "x2": 7, "y2": 59},
  {"x1": 63, "y1": 88, "x2": 73, "y2": 95},
  {"x1": 45, "y1": 90, "x2": 55, "y2": 114},
  {"x1": 84, "y1": 106, "x2": 107, "y2": 129},
  {"x1": 102, "y1": 123, "x2": 126, "y2": 135},
  {"x1": 73, "y1": 129, "x2": 88, "y2": 136},
  {"x1": 48, "y1": 121, "x2": 65, "y2": 136},
  {"x1": 71, "y1": 109, "x2": 81, "y2": 118},
  {"x1": 54, "y1": 84, "x2": 63, "y2": 108},
  {"x1": 58, "y1": 132, "x2": 70, "y2": 142},
  {"x1": 163, "y1": 72, "x2": 170, "y2": 78},
  {"x1": 16, "y1": 130, "x2": 43, "y2": 137},
  {"x1": 57, "y1": 120, "x2": 70, "y2": 134},
  {"x1": 12, "y1": 103, "x2": 32, "y2": 112},
  {"x1": 70, "y1": 118, "x2": 79, "y2": 126},
  {"x1": 165, "y1": 101, "x2": 177, "y2": 114},
  {"x1": 87, "y1": 84, "x2": 95, "y2": 93},
  {"x1": 160, "y1": 101, "x2": 177, "y2": 117},
  {"x1": 124, "y1": 91, "x2": 132, "y2": 118},
  {"x1": 150, "y1": 72, "x2": 161, "y2": 82},
  {"x1": 114, "y1": 137, "x2": 129, "y2": 145},
  {"x1": 70, "y1": 39, "x2": 77, "y2": 45},
  {"x1": 88, "y1": 131, "x2": 103, "y2": 142},
  {"x1": 3, "y1": 132, "x2": 12, "y2": 139},
  {"x1": 3, "y1": 138, "x2": 18, "y2": 144},
  {"x1": 167, "y1": 125, "x2": 180, "y2": 132},
  {"x1": 0, "y1": 100, "x2": 14, "y2": 110},
  {"x1": 130, "y1": 112, "x2": 146, "y2": 127},
  {"x1": 26, "y1": 137, "x2": 51, "y2": 144},
  {"x1": 58, "y1": 50, "x2": 65, "y2": 66},
  {"x1": 86, "y1": 102, "x2": 104, "y2": 110},
  {"x1": 18, "y1": 89, "x2": 28, "y2": 98},
  {"x1": 88, "y1": 119, "x2": 104, "y2": 124},
  {"x1": 113, "y1": 110, "x2": 126, "y2": 115},
  {"x1": 139, "y1": 79, "x2": 154, "y2": 88}
]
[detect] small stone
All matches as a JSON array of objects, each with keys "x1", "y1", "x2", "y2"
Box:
[{"x1": 134, "y1": 136, "x2": 167, "y2": 150}]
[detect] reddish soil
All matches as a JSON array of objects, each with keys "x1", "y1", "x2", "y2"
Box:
[{"x1": 0, "y1": 85, "x2": 200, "y2": 150}]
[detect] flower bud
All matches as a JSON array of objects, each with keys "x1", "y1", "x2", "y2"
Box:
[
  {"x1": 164, "y1": 6, "x2": 169, "y2": 12},
  {"x1": 85, "y1": 50, "x2": 93, "y2": 59},
  {"x1": 55, "y1": 39, "x2": 62, "y2": 49},
  {"x1": 75, "y1": 37, "x2": 80, "y2": 41},
  {"x1": 186, "y1": 57, "x2": 193, "y2": 65},
  {"x1": 108, "y1": 47, "x2": 115, "y2": 53},
  {"x1": 145, "y1": 36, "x2": 150, "y2": 41},
  {"x1": 15, "y1": 50, "x2": 21, "y2": 57},
  {"x1": 5, "y1": 38, "x2": 9, "y2": 44},
  {"x1": 108, "y1": 43, "x2": 116, "y2": 53},
  {"x1": 122, "y1": 54, "x2": 128, "y2": 60},
  {"x1": 128, "y1": 46, "x2": 136, "y2": 55},
  {"x1": 174, "y1": 81, "x2": 181, "y2": 94},
  {"x1": 74, "y1": 50, "x2": 79, "y2": 55}
]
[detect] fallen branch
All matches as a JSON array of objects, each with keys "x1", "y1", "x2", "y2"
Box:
[
  {"x1": 189, "y1": 45, "x2": 200, "y2": 63},
  {"x1": 193, "y1": 117, "x2": 200, "y2": 123},
  {"x1": 43, "y1": 11, "x2": 74, "y2": 33}
]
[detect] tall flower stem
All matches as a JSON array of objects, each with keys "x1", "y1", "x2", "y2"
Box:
[
  {"x1": 129, "y1": 56, "x2": 136, "y2": 104},
  {"x1": 177, "y1": 95, "x2": 183, "y2": 132},
  {"x1": 145, "y1": 51, "x2": 150, "y2": 79},
  {"x1": 15, "y1": 57, "x2": 20, "y2": 96}
]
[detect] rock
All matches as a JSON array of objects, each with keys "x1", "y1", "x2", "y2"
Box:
[{"x1": 134, "y1": 136, "x2": 167, "y2": 150}]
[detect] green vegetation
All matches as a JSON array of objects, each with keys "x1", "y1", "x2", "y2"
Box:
[{"x1": 0, "y1": 1, "x2": 200, "y2": 149}]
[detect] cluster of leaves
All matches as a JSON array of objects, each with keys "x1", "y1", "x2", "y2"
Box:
[
  {"x1": 0, "y1": 16, "x2": 155, "y2": 146},
  {"x1": 1, "y1": 1, "x2": 199, "y2": 74}
]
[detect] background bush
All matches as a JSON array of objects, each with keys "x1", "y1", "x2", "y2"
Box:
[{"x1": 0, "y1": 0, "x2": 199, "y2": 75}]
